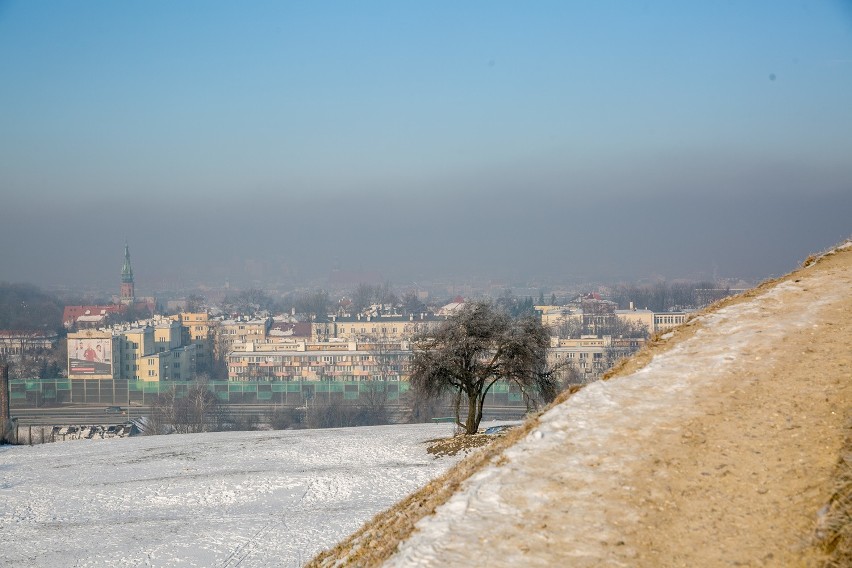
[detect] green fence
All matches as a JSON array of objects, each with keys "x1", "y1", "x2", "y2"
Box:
[{"x1": 8, "y1": 378, "x2": 527, "y2": 407}]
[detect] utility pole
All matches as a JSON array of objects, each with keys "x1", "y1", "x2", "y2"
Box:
[
  {"x1": 0, "y1": 364, "x2": 10, "y2": 423},
  {"x1": 1, "y1": 364, "x2": 11, "y2": 443}
]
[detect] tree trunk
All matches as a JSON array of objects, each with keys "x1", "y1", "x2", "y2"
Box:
[
  {"x1": 475, "y1": 394, "x2": 486, "y2": 433},
  {"x1": 465, "y1": 392, "x2": 479, "y2": 435}
]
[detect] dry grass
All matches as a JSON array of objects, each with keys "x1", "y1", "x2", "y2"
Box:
[
  {"x1": 815, "y1": 420, "x2": 852, "y2": 568},
  {"x1": 807, "y1": 239, "x2": 852, "y2": 568},
  {"x1": 425, "y1": 433, "x2": 498, "y2": 457}
]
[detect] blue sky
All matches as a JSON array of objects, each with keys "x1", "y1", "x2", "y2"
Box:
[{"x1": 0, "y1": 1, "x2": 850, "y2": 289}]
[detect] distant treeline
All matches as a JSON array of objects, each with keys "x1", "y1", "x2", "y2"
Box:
[
  {"x1": 219, "y1": 284, "x2": 431, "y2": 319},
  {"x1": 609, "y1": 281, "x2": 720, "y2": 312},
  {"x1": 0, "y1": 282, "x2": 65, "y2": 331},
  {"x1": 0, "y1": 279, "x2": 730, "y2": 333}
]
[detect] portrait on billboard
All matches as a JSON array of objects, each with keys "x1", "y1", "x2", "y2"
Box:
[{"x1": 69, "y1": 338, "x2": 112, "y2": 376}]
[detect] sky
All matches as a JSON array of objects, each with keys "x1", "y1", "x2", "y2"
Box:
[{"x1": 1, "y1": 1, "x2": 850, "y2": 292}]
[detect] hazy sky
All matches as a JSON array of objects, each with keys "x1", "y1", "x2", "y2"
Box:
[{"x1": 1, "y1": 1, "x2": 850, "y2": 292}]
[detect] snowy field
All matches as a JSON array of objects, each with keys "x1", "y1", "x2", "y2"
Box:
[{"x1": 0, "y1": 422, "x2": 468, "y2": 567}]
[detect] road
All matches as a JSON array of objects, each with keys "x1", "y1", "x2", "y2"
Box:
[
  {"x1": 8, "y1": 403, "x2": 528, "y2": 427},
  {"x1": 9, "y1": 405, "x2": 148, "y2": 425}
]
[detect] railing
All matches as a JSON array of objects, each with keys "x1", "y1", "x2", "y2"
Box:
[{"x1": 8, "y1": 378, "x2": 527, "y2": 407}]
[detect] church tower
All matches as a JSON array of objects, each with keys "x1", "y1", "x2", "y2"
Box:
[{"x1": 120, "y1": 242, "x2": 135, "y2": 305}]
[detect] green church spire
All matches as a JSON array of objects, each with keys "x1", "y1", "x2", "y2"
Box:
[{"x1": 121, "y1": 242, "x2": 134, "y2": 284}]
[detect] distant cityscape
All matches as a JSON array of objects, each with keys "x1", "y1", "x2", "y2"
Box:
[{"x1": 1, "y1": 242, "x2": 748, "y2": 392}]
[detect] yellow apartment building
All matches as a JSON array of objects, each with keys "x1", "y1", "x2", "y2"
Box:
[
  {"x1": 216, "y1": 317, "x2": 270, "y2": 356},
  {"x1": 68, "y1": 316, "x2": 200, "y2": 382},
  {"x1": 312, "y1": 314, "x2": 445, "y2": 342},
  {"x1": 171, "y1": 312, "x2": 213, "y2": 373},
  {"x1": 227, "y1": 339, "x2": 411, "y2": 382},
  {"x1": 138, "y1": 344, "x2": 197, "y2": 382},
  {"x1": 547, "y1": 335, "x2": 646, "y2": 382}
]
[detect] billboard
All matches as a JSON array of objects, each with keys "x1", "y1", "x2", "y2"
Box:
[{"x1": 69, "y1": 337, "x2": 113, "y2": 377}]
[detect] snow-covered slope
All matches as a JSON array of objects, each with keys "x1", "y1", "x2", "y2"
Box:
[{"x1": 0, "y1": 423, "x2": 465, "y2": 567}]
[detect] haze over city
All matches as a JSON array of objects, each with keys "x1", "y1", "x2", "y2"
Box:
[
  {"x1": 2, "y1": 4, "x2": 852, "y2": 567},
  {"x1": 1, "y1": 1, "x2": 850, "y2": 292}
]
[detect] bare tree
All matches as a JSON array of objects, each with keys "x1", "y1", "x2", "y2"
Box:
[
  {"x1": 360, "y1": 380, "x2": 389, "y2": 425},
  {"x1": 149, "y1": 376, "x2": 223, "y2": 434},
  {"x1": 402, "y1": 387, "x2": 447, "y2": 424},
  {"x1": 186, "y1": 293, "x2": 206, "y2": 313},
  {"x1": 0, "y1": 282, "x2": 63, "y2": 330},
  {"x1": 210, "y1": 325, "x2": 230, "y2": 381},
  {"x1": 304, "y1": 399, "x2": 381, "y2": 429},
  {"x1": 401, "y1": 291, "x2": 426, "y2": 316},
  {"x1": 294, "y1": 290, "x2": 330, "y2": 320},
  {"x1": 604, "y1": 340, "x2": 644, "y2": 368},
  {"x1": 555, "y1": 363, "x2": 583, "y2": 389},
  {"x1": 267, "y1": 406, "x2": 302, "y2": 430},
  {"x1": 351, "y1": 283, "x2": 375, "y2": 314},
  {"x1": 350, "y1": 282, "x2": 399, "y2": 315},
  {"x1": 148, "y1": 387, "x2": 179, "y2": 435},
  {"x1": 183, "y1": 376, "x2": 223, "y2": 432},
  {"x1": 411, "y1": 301, "x2": 557, "y2": 435},
  {"x1": 222, "y1": 288, "x2": 280, "y2": 315},
  {"x1": 556, "y1": 315, "x2": 648, "y2": 339},
  {"x1": 556, "y1": 316, "x2": 584, "y2": 338}
]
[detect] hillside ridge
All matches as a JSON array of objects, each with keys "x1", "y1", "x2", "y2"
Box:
[{"x1": 310, "y1": 241, "x2": 852, "y2": 567}]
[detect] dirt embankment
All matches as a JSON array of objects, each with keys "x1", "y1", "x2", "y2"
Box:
[{"x1": 309, "y1": 242, "x2": 852, "y2": 568}]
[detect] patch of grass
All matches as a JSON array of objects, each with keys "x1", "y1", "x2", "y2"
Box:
[{"x1": 426, "y1": 433, "x2": 497, "y2": 457}]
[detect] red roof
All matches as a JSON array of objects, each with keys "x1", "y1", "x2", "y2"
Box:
[
  {"x1": 269, "y1": 321, "x2": 312, "y2": 337},
  {"x1": 63, "y1": 305, "x2": 122, "y2": 324}
]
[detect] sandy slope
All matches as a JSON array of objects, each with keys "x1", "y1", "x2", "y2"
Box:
[{"x1": 309, "y1": 243, "x2": 851, "y2": 567}]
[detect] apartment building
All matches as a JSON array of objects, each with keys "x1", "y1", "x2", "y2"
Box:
[
  {"x1": 537, "y1": 305, "x2": 581, "y2": 328},
  {"x1": 137, "y1": 344, "x2": 197, "y2": 382},
  {"x1": 228, "y1": 331, "x2": 645, "y2": 385},
  {"x1": 171, "y1": 312, "x2": 213, "y2": 373},
  {"x1": 312, "y1": 314, "x2": 445, "y2": 342},
  {"x1": 540, "y1": 303, "x2": 688, "y2": 335},
  {"x1": 215, "y1": 317, "x2": 271, "y2": 355},
  {"x1": 547, "y1": 335, "x2": 646, "y2": 382},
  {"x1": 653, "y1": 312, "x2": 689, "y2": 331},
  {"x1": 227, "y1": 339, "x2": 411, "y2": 382},
  {"x1": 68, "y1": 316, "x2": 198, "y2": 382},
  {"x1": 0, "y1": 331, "x2": 60, "y2": 359}
]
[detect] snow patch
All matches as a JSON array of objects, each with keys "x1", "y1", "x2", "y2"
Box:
[{"x1": 0, "y1": 424, "x2": 464, "y2": 567}]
